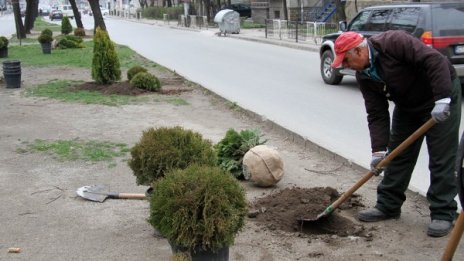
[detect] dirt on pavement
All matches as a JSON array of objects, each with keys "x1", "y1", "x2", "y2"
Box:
[{"x1": 0, "y1": 63, "x2": 463, "y2": 261}]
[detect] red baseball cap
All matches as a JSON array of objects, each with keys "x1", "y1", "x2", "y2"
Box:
[{"x1": 331, "y1": 32, "x2": 365, "y2": 68}]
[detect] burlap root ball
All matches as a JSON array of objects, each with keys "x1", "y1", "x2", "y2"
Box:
[{"x1": 243, "y1": 145, "x2": 284, "y2": 187}]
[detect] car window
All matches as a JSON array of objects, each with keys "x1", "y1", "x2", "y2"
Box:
[
  {"x1": 349, "y1": 10, "x2": 371, "y2": 31},
  {"x1": 432, "y1": 4, "x2": 464, "y2": 37},
  {"x1": 365, "y1": 9, "x2": 391, "y2": 31},
  {"x1": 388, "y1": 7, "x2": 420, "y2": 33}
]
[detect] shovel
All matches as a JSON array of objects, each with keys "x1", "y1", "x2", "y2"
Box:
[
  {"x1": 441, "y1": 211, "x2": 464, "y2": 261},
  {"x1": 76, "y1": 184, "x2": 146, "y2": 202},
  {"x1": 299, "y1": 118, "x2": 436, "y2": 222}
]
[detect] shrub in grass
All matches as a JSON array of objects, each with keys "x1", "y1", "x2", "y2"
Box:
[
  {"x1": 91, "y1": 27, "x2": 121, "y2": 84},
  {"x1": 127, "y1": 65, "x2": 147, "y2": 81},
  {"x1": 215, "y1": 128, "x2": 267, "y2": 179},
  {"x1": 128, "y1": 126, "x2": 216, "y2": 186},
  {"x1": 57, "y1": 35, "x2": 84, "y2": 49},
  {"x1": 130, "y1": 72, "x2": 161, "y2": 91},
  {"x1": 61, "y1": 16, "x2": 73, "y2": 35},
  {"x1": 0, "y1": 36, "x2": 9, "y2": 48},
  {"x1": 148, "y1": 164, "x2": 247, "y2": 253},
  {"x1": 74, "y1": 28, "x2": 86, "y2": 37}
]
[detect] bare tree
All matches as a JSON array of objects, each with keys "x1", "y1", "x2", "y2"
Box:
[
  {"x1": 24, "y1": 0, "x2": 38, "y2": 33},
  {"x1": 12, "y1": 0, "x2": 26, "y2": 39},
  {"x1": 335, "y1": 0, "x2": 346, "y2": 22},
  {"x1": 88, "y1": 0, "x2": 106, "y2": 32},
  {"x1": 69, "y1": 0, "x2": 84, "y2": 29},
  {"x1": 139, "y1": 0, "x2": 148, "y2": 9}
]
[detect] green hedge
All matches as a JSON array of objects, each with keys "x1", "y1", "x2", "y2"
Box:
[{"x1": 142, "y1": 6, "x2": 184, "y2": 20}]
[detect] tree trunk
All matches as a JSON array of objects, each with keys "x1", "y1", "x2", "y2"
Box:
[
  {"x1": 24, "y1": 0, "x2": 35, "y2": 33},
  {"x1": 12, "y1": 0, "x2": 26, "y2": 39},
  {"x1": 203, "y1": 0, "x2": 211, "y2": 22},
  {"x1": 150, "y1": 0, "x2": 155, "y2": 7},
  {"x1": 139, "y1": 0, "x2": 148, "y2": 9},
  {"x1": 88, "y1": 0, "x2": 106, "y2": 32},
  {"x1": 283, "y1": 0, "x2": 288, "y2": 20},
  {"x1": 69, "y1": 0, "x2": 84, "y2": 29},
  {"x1": 167, "y1": 0, "x2": 172, "y2": 7},
  {"x1": 335, "y1": 0, "x2": 346, "y2": 22}
]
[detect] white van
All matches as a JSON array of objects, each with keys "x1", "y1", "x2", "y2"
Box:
[{"x1": 59, "y1": 5, "x2": 74, "y2": 19}]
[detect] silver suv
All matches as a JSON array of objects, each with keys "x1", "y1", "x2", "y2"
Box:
[{"x1": 319, "y1": 2, "x2": 464, "y2": 87}]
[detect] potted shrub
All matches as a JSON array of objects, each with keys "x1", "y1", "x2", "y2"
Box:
[
  {"x1": 128, "y1": 126, "x2": 217, "y2": 188},
  {"x1": 0, "y1": 36, "x2": 9, "y2": 58},
  {"x1": 148, "y1": 164, "x2": 247, "y2": 260},
  {"x1": 37, "y1": 29, "x2": 53, "y2": 54}
]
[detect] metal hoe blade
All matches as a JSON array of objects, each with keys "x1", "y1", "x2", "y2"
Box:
[{"x1": 76, "y1": 184, "x2": 110, "y2": 202}]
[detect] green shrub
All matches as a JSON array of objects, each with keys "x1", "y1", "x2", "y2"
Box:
[
  {"x1": 57, "y1": 37, "x2": 84, "y2": 49},
  {"x1": 61, "y1": 16, "x2": 73, "y2": 35},
  {"x1": 38, "y1": 29, "x2": 53, "y2": 44},
  {"x1": 128, "y1": 126, "x2": 216, "y2": 186},
  {"x1": 42, "y1": 28, "x2": 53, "y2": 37},
  {"x1": 130, "y1": 72, "x2": 161, "y2": 91},
  {"x1": 215, "y1": 128, "x2": 267, "y2": 179},
  {"x1": 148, "y1": 164, "x2": 247, "y2": 252},
  {"x1": 142, "y1": 6, "x2": 183, "y2": 19},
  {"x1": 74, "y1": 28, "x2": 86, "y2": 37},
  {"x1": 63, "y1": 35, "x2": 83, "y2": 43},
  {"x1": 91, "y1": 27, "x2": 121, "y2": 84},
  {"x1": 127, "y1": 65, "x2": 147, "y2": 81},
  {"x1": 0, "y1": 36, "x2": 9, "y2": 48}
]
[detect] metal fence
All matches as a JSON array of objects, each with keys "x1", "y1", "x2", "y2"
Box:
[{"x1": 265, "y1": 19, "x2": 338, "y2": 44}]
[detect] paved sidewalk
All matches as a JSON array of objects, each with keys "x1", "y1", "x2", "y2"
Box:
[{"x1": 119, "y1": 16, "x2": 321, "y2": 52}]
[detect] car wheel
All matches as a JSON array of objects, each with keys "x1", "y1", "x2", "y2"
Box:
[{"x1": 320, "y1": 50, "x2": 343, "y2": 85}]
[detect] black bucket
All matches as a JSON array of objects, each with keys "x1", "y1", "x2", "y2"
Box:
[
  {"x1": 3, "y1": 60, "x2": 21, "y2": 89},
  {"x1": 41, "y1": 43, "x2": 51, "y2": 54},
  {"x1": 0, "y1": 47, "x2": 7, "y2": 58}
]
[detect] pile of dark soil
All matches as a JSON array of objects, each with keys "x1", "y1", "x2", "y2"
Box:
[{"x1": 250, "y1": 187, "x2": 368, "y2": 237}]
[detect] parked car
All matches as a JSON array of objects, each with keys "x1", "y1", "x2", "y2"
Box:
[
  {"x1": 222, "y1": 3, "x2": 251, "y2": 18},
  {"x1": 100, "y1": 7, "x2": 109, "y2": 16},
  {"x1": 49, "y1": 9, "x2": 63, "y2": 21},
  {"x1": 319, "y1": 2, "x2": 464, "y2": 87},
  {"x1": 59, "y1": 5, "x2": 74, "y2": 19}
]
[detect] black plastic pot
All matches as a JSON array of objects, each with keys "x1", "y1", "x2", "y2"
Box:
[
  {"x1": 170, "y1": 241, "x2": 229, "y2": 261},
  {"x1": 41, "y1": 42, "x2": 51, "y2": 54},
  {"x1": 2, "y1": 60, "x2": 21, "y2": 88},
  {"x1": 0, "y1": 47, "x2": 7, "y2": 58}
]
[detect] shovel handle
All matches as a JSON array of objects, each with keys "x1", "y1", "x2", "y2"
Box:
[
  {"x1": 320, "y1": 118, "x2": 436, "y2": 217},
  {"x1": 108, "y1": 193, "x2": 146, "y2": 200},
  {"x1": 441, "y1": 211, "x2": 464, "y2": 261}
]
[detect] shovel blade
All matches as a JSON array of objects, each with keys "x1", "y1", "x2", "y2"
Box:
[{"x1": 76, "y1": 184, "x2": 110, "y2": 202}]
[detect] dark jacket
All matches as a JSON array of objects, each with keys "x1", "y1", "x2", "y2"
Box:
[
  {"x1": 457, "y1": 132, "x2": 464, "y2": 206},
  {"x1": 356, "y1": 30, "x2": 456, "y2": 152}
]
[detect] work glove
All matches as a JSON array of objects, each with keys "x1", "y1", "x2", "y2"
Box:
[
  {"x1": 370, "y1": 151, "x2": 387, "y2": 176},
  {"x1": 431, "y1": 98, "x2": 451, "y2": 122}
]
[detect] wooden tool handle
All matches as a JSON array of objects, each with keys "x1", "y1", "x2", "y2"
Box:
[
  {"x1": 109, "y1": 193, "x2": 146, "y2": 200},
  {"x1": 441, "y1": 211, "x2": 464, "y2": 261},
  {"x1": 328, "y1": 118, "x2": 436, "y2": 214}
]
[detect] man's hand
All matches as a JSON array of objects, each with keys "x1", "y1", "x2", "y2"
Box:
[
  {"x1": 371, "y1": 151, "x2": 387, "y2": 176},
  {"x1": 431, "y1": 98, "x2": 451, "y2": 122}
]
